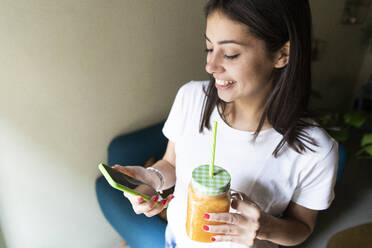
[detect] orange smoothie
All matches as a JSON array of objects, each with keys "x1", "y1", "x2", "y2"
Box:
[
  {"x1": 185, "y1": 164, "x2": 231, "y2": 242},
  {"x1": 186, "y1": 184, "x2": 230, "y2": 242}
]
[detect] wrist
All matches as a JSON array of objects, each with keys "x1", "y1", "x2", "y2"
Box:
[
  {"x1": 135, "y1": 184, "x2": 157, "y2": 196},
  {"x1": 146, "y1": 167, "x2": 165, "y2": 193},
  {"x1": 257, "y1": 211, "x2": 273, "y2": 241}
]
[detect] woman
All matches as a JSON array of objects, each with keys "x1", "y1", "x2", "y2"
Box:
[{"x1": 113, "y1": 0, "x2": 338, "y2": 247}]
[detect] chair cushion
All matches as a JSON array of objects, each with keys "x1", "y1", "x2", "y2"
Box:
[{"x1": 96, "y1": 176, "x2": 167, "y2": 248}]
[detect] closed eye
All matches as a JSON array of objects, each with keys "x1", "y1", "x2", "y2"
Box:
[
  {"x1": 204, "y1": 48, "x2": 240, "y2": 60},
  {"x1": 224, "y1": 54, "x2": 240, "y2": 60}
]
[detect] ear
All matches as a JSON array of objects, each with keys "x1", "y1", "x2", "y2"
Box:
[{"x1": 274, "y1": 41, "x2": 290, "y2": 69}]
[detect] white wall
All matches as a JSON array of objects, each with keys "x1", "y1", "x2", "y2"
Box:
[{"x1": 0, "y1": 1, "x2": 206, "y2": 247}]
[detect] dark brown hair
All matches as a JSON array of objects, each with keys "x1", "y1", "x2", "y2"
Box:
[{"x1": 200, "y1": 0, "x2": 318, "y2": 157}]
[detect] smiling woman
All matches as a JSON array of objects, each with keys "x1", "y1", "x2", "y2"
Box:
[
  {"x1": 115, "y1": 1, "x2": 339, "y2": 248},
  {"x1": 201, "y1": 0, "x2": 314, "y2": 156},
  {"x1": 203, "y1": 10, "x2": 281, "y2": 125}
]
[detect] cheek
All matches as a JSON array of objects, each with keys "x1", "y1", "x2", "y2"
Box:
[
  {"x1": 240, "y1": 57, "x2": 273, "y2": 84},
  {"x1": 233, "y1": 60, "x2": 273, "y2": 97}
]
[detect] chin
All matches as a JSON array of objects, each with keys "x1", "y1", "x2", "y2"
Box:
[{"x1": 217, "y1": 92, "x2": 234, "y2": 103}]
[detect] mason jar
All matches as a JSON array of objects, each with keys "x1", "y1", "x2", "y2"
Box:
[{"x1": 186, "y1": 164, "x2": 231, "y2": 242}]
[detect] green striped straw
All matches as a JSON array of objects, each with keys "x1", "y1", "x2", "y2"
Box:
[{"x1": 209, "y1": 121, "x2": 218, "y2": 178}]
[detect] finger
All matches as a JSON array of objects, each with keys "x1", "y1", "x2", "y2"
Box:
[
  {"x1": 144, "y1": 202, "x2": 164, "y2": 217},
  {"x1": 231, "y1": 191, "x2": 260, "y2": 209},
  {"x1": 145, "y1": 194, "x2": 174, "y2": 217},
  {"x1": 112, "y1": 164, "x2": 127, "y2": 170},
  {"x1": 163, "y1": 194, "x2": 175, "y2": 208},
  {"x1": 123, "y1": 192, "x2": 141, "y2": 205},
  {"x1": 112, "y1": 165, "x2": 137, "y2": 177},
  {"x1": 203, "y1": 224, "x2": 241, "y2": 235},
  {"x1": 204, "y1": 212, "x2": 245, "y2": 225},
  {"x1": 230, "y1": 190, "x2": 255, "y2": 201},
  {"x1": 123, "y1": 192, "x2": 153, "y2": 214},
  {"x1": 113, "y1": 166, "x2": 153, "y2": 186},
  {"x1": 231, "y1": 199, "x2": 261, "y2": 219},
  {"x1": 231, "y1": 191, "x2": 260, "y2": 207},
  {"x1": 133, "y1": 195, "x2": 160, "y2": 214},
  {"x1": 211, "y1": 234, "x2": 255, "y2": 246}
]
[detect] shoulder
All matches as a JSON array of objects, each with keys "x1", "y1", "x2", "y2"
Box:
[
  {"x1": 175, "y1": 80, "x2": 209, "y2": 107},
  {"x1": 298, "y1": 122, "x2": 338, "y2": 165},
  {"x1": 282, "y1": 121, "x2": 338, "y2": 163},
  {"x1": 306, "y1": 123, "x2": 337, "y2": 155},
  {"x1": 178, "y1": 80, "x2": 209, "y2": 97}
]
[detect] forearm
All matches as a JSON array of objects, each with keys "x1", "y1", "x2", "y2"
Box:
[
  {"x1": 149, "y1": 159, "x2": 176, "y2": 191},
  {"x1": 258, "y1": 214, "x2": 313, "y2": 246}
]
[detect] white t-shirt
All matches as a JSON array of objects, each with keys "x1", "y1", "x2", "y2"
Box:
[{"x1": 162, "y1": 81, "x2": 338, "y2": 248}]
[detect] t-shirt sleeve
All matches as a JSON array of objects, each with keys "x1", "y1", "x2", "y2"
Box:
[
  {"x1": 162, "y1": 85, "x2": 187, "y2": 143},
  {"x1": 291, "y1": 141, "x2": 339, "y2": 210}
]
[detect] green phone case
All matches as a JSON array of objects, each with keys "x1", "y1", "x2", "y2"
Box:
[{"x1": 98, "y1": 163, "x2": 151, "y2": 201}]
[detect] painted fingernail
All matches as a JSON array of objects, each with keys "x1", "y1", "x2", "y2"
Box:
[
  {"x1": 211, "y1": 237, "x2": 216, "y2": 242},
  {"x1": 137, "y1": 197, "x2": 143, "y2": 203},
  {"x1": 203, "y1": 225, "x2": 209, "y2": 231},
  {"x1": 203, "y1": 214, "x2": 210, "y2": 220},
  {"x1": 162, "y1": 199, "x2": 168, "y2": 206},
  {"x1": 152, "y1": 195, "x2": 159, "y2": 202},
  {"x1": 169, "y1": 194, "x2": 175, "y2": 200}
]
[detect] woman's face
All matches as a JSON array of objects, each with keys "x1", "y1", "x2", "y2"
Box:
[{"x1": 205, "y1": 11, "x2": 277, "y2": 105}]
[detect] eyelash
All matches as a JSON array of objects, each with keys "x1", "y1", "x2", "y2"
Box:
[{"x1": 204, "y1": 48, "x2": 240, "y2": 60}]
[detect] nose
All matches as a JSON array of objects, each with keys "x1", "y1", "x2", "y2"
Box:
[{"x1": 205, "y1": 53, "x2": 224, "y2": 75}]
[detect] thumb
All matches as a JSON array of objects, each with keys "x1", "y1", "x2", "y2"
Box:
[
  {"x1": 231, "y1": 198, "x2": 261, "y2": 219},
  {"x1": 112, "y1": 165, "x2": 136, "y2": 178},
  {"x1": 231, "y1": 190, "x2": 251, "y2": 202}
]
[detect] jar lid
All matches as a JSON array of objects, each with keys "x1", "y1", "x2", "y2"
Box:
[{"x1": 191, "y1": 164, "x2": 231, "y2": 196}]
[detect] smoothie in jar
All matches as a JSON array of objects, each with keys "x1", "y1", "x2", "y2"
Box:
[{"x1": 186, "y1": 164, "x2": 231, "y2": 242}]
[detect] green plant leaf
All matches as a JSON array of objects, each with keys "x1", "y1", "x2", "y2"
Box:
[
  {"x1": 356, "y1": 145, "x2": 372, "y2": 157},
  {"x1": 361, "y1": 133, "x2": 372, "y2": 146},
  {"x1": 366, "y1": 145, "x2": 372, "y2": 157},
  {"x1": 343, "y1": 111, "x2": 367, "y2": 128},
  {"x1": 319, "y1": 113, "x2": 340, "y2": 127}
]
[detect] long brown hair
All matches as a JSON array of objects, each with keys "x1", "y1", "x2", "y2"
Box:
[{"x1": 200, "y1": 0, "x2": 319, "y2": 157}]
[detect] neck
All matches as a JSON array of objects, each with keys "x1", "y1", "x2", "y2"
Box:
[{"x1": 221, "y1": 90, "x2": 272, "y2": 132}]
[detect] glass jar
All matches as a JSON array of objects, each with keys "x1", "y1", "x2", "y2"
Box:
[{"x1": 186, "y1": 165, "x2": 231, "y2": 242}]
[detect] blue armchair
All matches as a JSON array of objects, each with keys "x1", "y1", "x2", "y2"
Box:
[
  {"x1": 95, "y1": 122, "x2": 168, "y2": 248},
  {"x1": 95, "y1": 122, "x2": 346, "y2": 248}
]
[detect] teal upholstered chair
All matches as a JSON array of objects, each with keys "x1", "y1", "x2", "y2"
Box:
[{"x1": 96, "y1": 122, "x2": 168, "y2": 248}]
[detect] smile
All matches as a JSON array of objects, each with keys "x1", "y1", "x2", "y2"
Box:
[
  {"x1": 215, "y1": 79, "x2": 236, "y2": 90},
  {"x1": 215, "y1": 79, "x2": 235, "y2": 86}
]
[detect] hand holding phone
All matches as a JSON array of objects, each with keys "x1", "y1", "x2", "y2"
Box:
[
  {"x1": 98, "y1": 163, "x2": 157, "y2": 201},
  {"x1": 99, "y1": 163, "x2": 175, "y2": 217}
]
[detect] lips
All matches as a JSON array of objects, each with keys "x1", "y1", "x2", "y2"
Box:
[
  {"x1": 215, "y1": 79, "x2": 236, "y2": 90},
  {"x1": 215, "y1": 79, "x2": 235, "y2": 86}
]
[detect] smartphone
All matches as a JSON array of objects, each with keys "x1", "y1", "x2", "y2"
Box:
[{"x1": 98, "y1": 163, "x2": 153, "y2": 201}]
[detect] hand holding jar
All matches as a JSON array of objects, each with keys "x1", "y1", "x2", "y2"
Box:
[{"x1": 202, "y1": 190, "x2": 270, "y2": 246}]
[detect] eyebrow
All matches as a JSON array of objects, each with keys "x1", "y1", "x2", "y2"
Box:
[{"x1": 204, "y1": 34, "x2": 247, "y2": 46}]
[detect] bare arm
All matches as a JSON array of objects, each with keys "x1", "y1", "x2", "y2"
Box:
[
  {"x1": 258, "y1": 201, "x2": 318, "y2": 246},
  {"x1": 205, "y1": 196, "x2": 318, "y2": 246}
]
